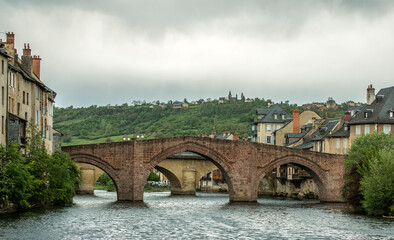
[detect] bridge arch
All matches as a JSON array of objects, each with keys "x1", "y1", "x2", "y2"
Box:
[
  {"x1": 144, "y1": 141, "x2": 235, "y2": 198},
  {"x1": 69, "y1": 153, "x2": 120, "y2": 198},
  {"x1": 255, "y1": 154, "x2": 328, "y2": 198},
  {"x1": 153, "y1": 165, "x2": 182, "y2": 193}
]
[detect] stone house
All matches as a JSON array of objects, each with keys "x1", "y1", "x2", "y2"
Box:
[
  {"x1": 251, "y1": 104, "x2": 292, "y2": 144},
  {"x1": 348, "y1": 85, "x2": 393, "y2": 144},
  {"x1": 273, "y1": 109, "x2": 321, "y2": 146},
  {"x1": 0, "y1": 32, "x2": 57, "y2": 153}
]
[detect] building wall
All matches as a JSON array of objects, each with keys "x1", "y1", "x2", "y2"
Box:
[
  {"x1": 1, "y1": 33, "x2": 56, "y2": 153},
  {"x1": 256, "y1": 122, "x2": 284, "y2": 144},
  {"x1": 275, "y1": 111, "x2": 321, "y2": 146},
  {"x1": 349, "y1": 123, "x2": 393, "y2": 146},
  {"x1": 0, "y1": 54, "x2": 7, "y2": 145},
  {"x1": 323, "y1": 137, "x2": 350, "y2": 155}
]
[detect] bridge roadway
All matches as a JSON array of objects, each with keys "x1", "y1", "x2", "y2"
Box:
[{"x1": 62, "y1": 136, "x2": 346, "y2": 202}]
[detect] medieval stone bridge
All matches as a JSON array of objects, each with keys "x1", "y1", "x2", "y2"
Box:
[{"x1": 62, "y1": 137, "x2": 346, "y2": 202}]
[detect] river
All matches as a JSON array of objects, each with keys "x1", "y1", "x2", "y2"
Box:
[{"x1": 0, "y1": 191, "x2": 393, "y2": 239}]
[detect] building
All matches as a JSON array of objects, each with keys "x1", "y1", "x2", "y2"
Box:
[
  {"x1": 251, "y1": 104, "x2": 292, "y2": 144},
  {"x1": 274, "y1": 109, "x2": 321, "y2": 146},
  {"x1": 0, "y1": 32, "x2": 57, "y2": 153},
  {"x1": 0, "y1": 49, "x2": 9, "y2": 146},
  {"x1": 348, "y1": 85, "x2": 393, "y2": 144}
]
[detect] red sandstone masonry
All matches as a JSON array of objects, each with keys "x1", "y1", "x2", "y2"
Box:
[{"x1": 62, "y1": 137, "x2": 346, "y2": 202}]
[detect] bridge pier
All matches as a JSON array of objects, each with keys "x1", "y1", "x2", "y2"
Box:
[
  {"x1": 76, "y1": 163, "x2": 103, "y2": 195},
  {"x1": 171, "y1": 168, "x2": 197, "y2": 196}
]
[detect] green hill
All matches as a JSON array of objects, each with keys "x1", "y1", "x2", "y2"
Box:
[{"x1": 54, "y1": 99, "x2": 354, "y2": 146}]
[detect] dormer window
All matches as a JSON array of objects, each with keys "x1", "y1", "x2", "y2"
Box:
[
  {"x1": 389, "y1": 110, "x2": 394, "y2": 118},
  {"x1": 274, "y1": 114, "x2": 278, "y2": 120},
  {"x1": 364, "y1": 109, "x2": 373, "y2": 118},
  {"x1": 282, "y1": 114, "x2": 285, "y2": 120}
]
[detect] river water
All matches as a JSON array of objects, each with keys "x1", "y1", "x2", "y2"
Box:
[{"x1": 0, "y1": 191, "x2": 393, "y2": 239}]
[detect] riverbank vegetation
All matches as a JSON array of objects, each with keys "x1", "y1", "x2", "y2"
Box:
[
  {"x1": 0, "y1": 123, "x2": 80, "y2": 211},
  {"x1": 54, "y1": 99, "x2": 354, "y2": 146},
  {"x1": 342, "y1": 132, "x2": 393, "y2": 216}
]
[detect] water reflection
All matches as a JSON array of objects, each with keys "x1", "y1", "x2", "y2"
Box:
[{"x1": 0, "y1": 190, "x2": 393, "y2": 240}]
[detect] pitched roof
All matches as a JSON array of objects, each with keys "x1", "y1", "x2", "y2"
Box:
[
  {"x1": 255, "y1": 104, "x2": 292, "y2": 123},
  {"x1": 310, "y1": 118, "x2": 340, "y2": 141},
  {"x1": 348, "y1": 86, "x2": 394, "y2": 125}
]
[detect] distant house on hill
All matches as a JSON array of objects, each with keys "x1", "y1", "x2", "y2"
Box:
[{"x1": 173, "y1": 102, "x2": 189, "y2": 109}]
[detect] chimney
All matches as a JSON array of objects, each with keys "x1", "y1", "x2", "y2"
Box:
[
  {"x1": 6, "y1": 32, "x2": 15, "y2": 45},
  {"x1": 366, "y1": 84, "x2": 375, "y2": 105},
  {"x1": 312, "y1": 117, "x2": 319, "y2": 131},
  {"x1": 234, "y1": 131, "x2": 239, "y2": 141},
  {"x1": 22, "y1": 43, "x2": 32, "y2": 74},
  {"x1": 344, "y1": 111, "x2": 351, "y2": 122},
  {"x1": 32, "y1": 55, "x2": 41, "y2": 78},
  {"x1": 292, "y1": 109, "x2": 299, "y2": 133}
]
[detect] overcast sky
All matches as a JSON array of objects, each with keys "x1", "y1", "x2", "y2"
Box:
[{"x1": 1, "y1": 0, "x2": 393, "y2": 107}]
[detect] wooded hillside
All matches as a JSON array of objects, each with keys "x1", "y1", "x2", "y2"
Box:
[{"x1": 54, "y1": 99, "x2": 355, "y2": 146}]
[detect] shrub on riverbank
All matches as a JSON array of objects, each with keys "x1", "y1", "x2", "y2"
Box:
[
  {"x1": 0, "y1": 123, "x2": 80, "y2": 210},
  {"x1": 342, "y1": 132, "x2": 393, "y2": 216}
]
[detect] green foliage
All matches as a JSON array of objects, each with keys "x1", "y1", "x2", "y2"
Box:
[
  {"x1": 0, "y1": 122, "x2": 81, "y2": 210},
  {"x1": 0, "y1": 144, "x2": 30, "y2": 209},
  {"x1": 342, "y1": 132, "x2": 393, "y2": 208},
  {"x1": 96, "y1": 173, "x2": 116, "y2": 192},
  {"x1": 147, "y1": 171, "x2": 160, "y2": 181},
  {"x1": 47, "y1": 151, "x2": 81, "y2": 205},
  {"x1": 342, "y1": 132, "x2": 394, "y2": 215},
  {"x1": 360, "y1": 149, "x2": 394, "y2": 216}
]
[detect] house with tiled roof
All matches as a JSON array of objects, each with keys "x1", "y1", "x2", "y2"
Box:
[
  {"x1": 347, "y1": 85, "x2": 393, "y2": 144},
  {"x1": 0, "y1": 32, "x2": 57, "y2": 153},
  {"x1": 251, "y1": 104, "x2": 292, "y2": 144}
]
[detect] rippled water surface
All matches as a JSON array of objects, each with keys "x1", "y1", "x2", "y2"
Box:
[{"x1": 0, "y1": 191, "x2": 393, "y2": 239}]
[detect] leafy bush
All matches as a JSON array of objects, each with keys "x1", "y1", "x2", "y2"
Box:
[
  {"x1": 0, "y1": 122, "x2": 81, "y2": 210},
  {"x1": 360, "y1": 149, "x2": 393, "y2": 215},
  {"x1": 342, "y1": 132, "x2": 393, "y2": 209}
]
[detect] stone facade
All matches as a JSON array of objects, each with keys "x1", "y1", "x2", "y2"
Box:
[
  {"x1": 62, "y1": 137, "x2": 346, "y2": 202},
  {"x1": 0, "y1": 32, "x2": 56, "y2": 153}
]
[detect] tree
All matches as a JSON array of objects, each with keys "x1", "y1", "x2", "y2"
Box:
[
  {"x1": 360, "y1": 148, "x2": 393, "y2": 215},
  {"x1": 342, "y1": 132, "x2": 393, "y2": 211},
  {"x1": 147, "y1": 171, "x2": 160, "y2": 181},
  {"x1": 0, "y1": 144, "x2": 30, "y2": 209}
]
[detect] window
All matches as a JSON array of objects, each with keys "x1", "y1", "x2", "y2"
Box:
[
  {"x1": 23, "y1": 91, "x2": 25, "y2": 104},
  {"x1": 365, "y1": 125, "x2": 370, "y2": 134},
  {"x1": 282, "y1": 114, "x2": 285, "y2": 120},
  {"x1": 274, "y1": 114, "x2": 278, "y2": 120},
  {"x1": 266, "y1": 136, "x2": 272, "y2": 144},
  {"x1": 36, "y1": 86, "x2": 39, "y2": 100},
  {"x1": 344, "y1": 139, "x2": 348, "y2": 152},
  {"x1": 1, "y1": 116, "x2": 3, "y2": 134},
  {"x1": 390, "y1": 111, "x2": 394, "y2": 118},
  {"x1": 17, "y1": 103, "x2": 20, "y2": 116},
  {"x1": 25, "y1": 112, "x2": 28, "y2": 120},
  {"x1": 26, "y1": 93, "x2": 29, "y2": 105},
  {"x1": 1, "y1": 60, "x2": 4, "y2": 74},
  {"x1": 364, "y1": 112, "x2": 368, "y2": 118},
  {"x1": 384, "y1": 125, "x2": 391, "y2": 134},
  {"x1": 35, "y1": 110, "x2": 39, "y2": 125},
  {"x1": 356, "y1": 126, "x2": 361, "y2": 135},
  {"x1": 336, "y1": 139, "x2": 340, "y2": 149},
  {"x1": 266, "y1": 124, "x2": 272, "y2": 132},
  {"x1": 1, "y1": 87, "x2": 3, "y2": 105}
]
